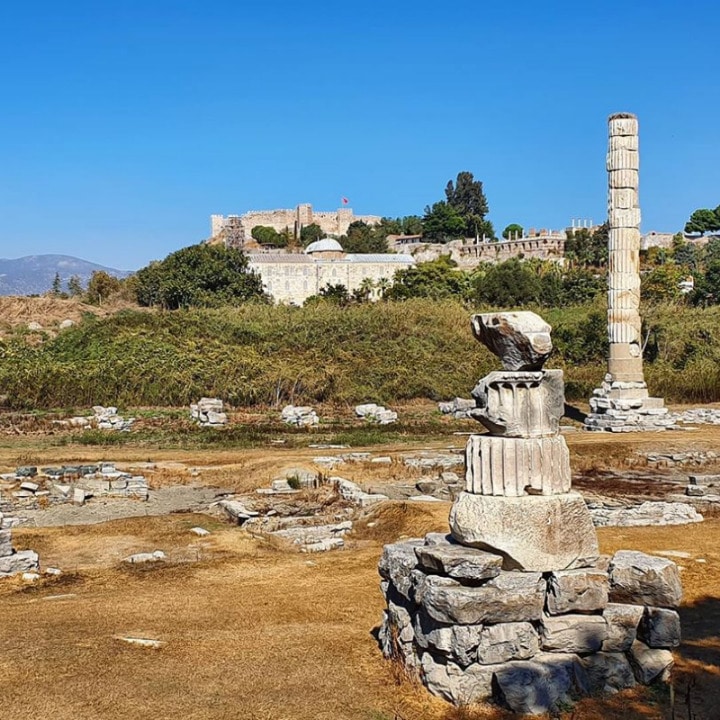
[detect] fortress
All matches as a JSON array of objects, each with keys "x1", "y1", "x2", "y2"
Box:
[{"x1": 209, "y1": 204, "x2": 382, "y2": 247}]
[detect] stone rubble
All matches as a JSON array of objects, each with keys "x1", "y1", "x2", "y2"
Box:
[
  {"x1": 438, "y1": 397, "x2": 476, "y2": 419},
  {"x1": 590, "y1": 501, "x2": 703, "y2": 528},
  {"x1": 190, "y1": 397, "x2": 228, "y2": 426},
  {"x1": 55, "y1": 406, "x2": 135, "y2": 431},
  {"x1": 0, "y1": 511, "x2": 40, "y2": 577},
  {"x1": 281, "y1": 405, "x2": 319, "y2": 427},
  {"x1": 355, "y1": 403, "x2": 398, "y2": 425}
]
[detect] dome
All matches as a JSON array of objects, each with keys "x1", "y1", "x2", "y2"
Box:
[{"x1": 304, "y1": 238, "x2": 344, "y2": 254}]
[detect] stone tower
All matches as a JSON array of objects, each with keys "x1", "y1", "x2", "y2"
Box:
[{"x1": 584, "y1": 113, "x2": 673, "y2": 432}]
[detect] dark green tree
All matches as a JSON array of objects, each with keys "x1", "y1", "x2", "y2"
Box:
[
  {"x1": 51, "y1": 272, "x2": 61, "y2": 296},
  {"x1": 251, "y1": 225, "x2": 286, "y2": 248},
  {"x1": 422, "y1": 202, "x2": 466, "y2": 242},
  {"x1": 564, "y1": 223, "x2": 608, "y2": 268},
  {"x1": 472, "y1": 258, "x2": 541, "y2": 307},
  {"x1": 684, "y1": 208, "x2": 720, "y2": 236},
  {"x1": 340, "y1": 221, "x2": 389, "y2": 253},
  {"x1": 502, "y1": 223, "x2": 524, "y2": 240},
  {"x1": 67, "y1": 275, "x2": 83, "y2": 297},
  {"x1": 134, "y1": 244, "x2": 265, "y2": 309},
  {"x1": 445, "y1": 171, "x2": 490, "y2": 240},
  {"x1": 385, "y1": 257, "x2": 469, "y2": 300},
  {"x1": 300, "y1": 223, "x2": 324, "y2": 246}
]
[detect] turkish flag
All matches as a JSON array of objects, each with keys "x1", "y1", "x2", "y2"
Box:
[{"x1": 342, "y1": 197, "x2": 349, "y2": 205}]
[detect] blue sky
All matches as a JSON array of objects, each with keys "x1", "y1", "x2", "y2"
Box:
[{"x1": 0, "y1": 0, "x2": 718, "y2": 270}]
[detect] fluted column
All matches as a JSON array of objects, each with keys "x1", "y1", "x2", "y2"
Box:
[{"x1": 607, "y1": 113, "x2": 644, "y2": 383}]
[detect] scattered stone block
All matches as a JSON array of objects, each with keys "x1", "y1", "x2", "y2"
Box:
[
  {"x1": 0, "y1": 549, "x2": 40, "y2": 577},
  {"x1": 609, "y1": 551, "x2": 682, "y2": 608},
  {"x1": 72, "y1": 488, "x2": 86, "y2": 506},
  {"x1": 414, "y1": 544, "x2": 502, "y2": 582},
  {"x1": 219, "y1": 500, "x2": 259, "y2": 523},
  {"x1": 450, "y1": 492, "x2": 599, "y2": 572},
  {"x1": 541, "y1": 614, "x2": 608, "y2": 654},
  {"x1": 601, "y1": 603, "x2": 644, "y2": 652},
  {"x1": 582, "y1": 651, "x2": 636, "y2": 694},
  {"x1": 638, "y1": 607, "x2": 681, "y2": 648},
  {"x1": 546, "y1": 568, "x2": 609, "y2": 615},
  {"x1": 123, "y1": 550, "x2": 166, "y2": 564},
  {"x1": 627, "y1": 640, "x2": 674, "y2": 684},
  {"x1": 493, "y1": 653, "x2": 589, "y2": 715},
  {"x1": 189, "y1": 527, "x2": 210, "y2": 537},
  {"x1": 417, "y1": 571, "x2": 546, "y2": 625}
]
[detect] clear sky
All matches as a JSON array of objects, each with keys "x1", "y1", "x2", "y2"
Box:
[{"x1": 1, "y1": 0, "x2": 718, "y2": 270}]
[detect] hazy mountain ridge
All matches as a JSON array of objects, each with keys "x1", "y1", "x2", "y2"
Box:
[{"x1": 0, "y1": 254, "x2": 131, "y2": 296}]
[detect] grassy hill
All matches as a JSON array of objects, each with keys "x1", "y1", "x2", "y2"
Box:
[{"x1": 0, "y1": 298, "x2": 718, "y2": 409}]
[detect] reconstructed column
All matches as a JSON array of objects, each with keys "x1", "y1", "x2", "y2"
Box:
[
  {"x1": 607, "y1": 113, "x2": 644, "y2": 384},
  {"x1": 584, "y1": 113, "x2": 674, "y2": 432}
]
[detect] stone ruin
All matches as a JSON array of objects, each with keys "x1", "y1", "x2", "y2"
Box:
[
  {"x1": 0, "y1": 512, "x2": 39, "y2": 578},
  {"x1": 355, "y1": 403, "x2": 398, "y2": 425},
  {"x1": 191, "y1": 398, "x2": 228, "y2": 427},
  {"x1": 584, "y1": 113, "x2": 673, "y2": 432},
  {"x1": 378, "y1": 311, "x2": 682, "y2": 715}
]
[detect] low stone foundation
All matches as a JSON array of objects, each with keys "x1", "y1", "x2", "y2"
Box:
[
  {"x1": 0, "y1": 512, "x2": 39, "y2": 577},
  {"x1": 378, "y1": 537, "x2": 680, "y2": 714}
]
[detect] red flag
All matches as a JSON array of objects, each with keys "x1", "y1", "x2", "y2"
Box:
[{"x1": 342, "y1": 197, "x2": 349, "y2": 205}]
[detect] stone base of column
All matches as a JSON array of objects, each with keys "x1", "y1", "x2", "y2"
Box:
[{"x1": 584, "y1": 377, "x2": 675, "y2": 432}]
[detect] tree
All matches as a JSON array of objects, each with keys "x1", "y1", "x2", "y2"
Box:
[
  {"x1": 641, "y1": 263, "x2": 686, "y2": 304},
  {"x1": 502, "y1": 223, "x2": 524, "y2": 240},
  {"x1": 251, "y1": 225, "x2": 286, "y2": 248},
  {"x1": 472, "y1": 258, "x2": 541, "y2": 307},
  {"x1": 422, "y1": 202, "x2": 466, "y2": 242},
  {"x1": 564, "y1": 223, "x2": 608, "y2": 268},
  {"x1": 51, "y1": 272, "x2": 61, "y2": 296},
  {"x1": 684, "y1": 208, "x2": 720, "y2": 236},
  {"x1": 67, "y1": 275, "x2": 83, "y2": 297},
  {"x1": 340, "y1": 221, "x2": 390, "y2": 253},
  {"x1": 385, "y1": 256, "x2": 470, "y2": 300},
  {"x1": 134, "y1": 244, "x2": 266, "y2": 309},
  {"x1": 300, "y1": 223, "x2": 324, "y2": 246},
  {"x1": 318, "y1": 283, "x2": 350, "y2": 305},
  {"x1": 445, "y1": 171, "x2": 490, "y2": 240},
  {"x1": 85, "y1": 271, "x2": 122, "y2": 305}
]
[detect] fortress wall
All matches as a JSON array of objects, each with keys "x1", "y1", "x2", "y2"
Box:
[{"x1": 453, "y1": 237, "x2": 565, "y2": 267}]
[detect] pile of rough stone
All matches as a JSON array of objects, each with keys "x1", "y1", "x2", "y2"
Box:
[
  {"x1": 1, "y1": 463, "x2": 149, "y2": 506},
  {"x1": 589, "y1": 501, "x2": 702, "y2": 527},
  {"x1": 355, "y1": 403, "x2": 398, "y2": 425},
  {"x1": 640, "y1": 450, "x2": 718, "y2": 468},
  {"x1": 57, "y1": 406, "x2": 135, "y2": 431},
  {"x1": 281, "y1": 405, "x2": 319, "y2": 427},
  {"x1": 0, "y1": 512, "x2": 39, "y2": 577},
  {"x1": 438, "y1": 398, "x2": 476, "y2": 419},
  {"x1": 190, "y1": 398, "x2": 228, "y2": 426},
  {"x1": 379, "y1": 539, "x2": 680, "y2": 712},
  {"x1": 673, "y1": 407, "x2": 720, "y2": 425},
  {"x1": 378, "y1": 311, "x2": 683, "y2": 715}
]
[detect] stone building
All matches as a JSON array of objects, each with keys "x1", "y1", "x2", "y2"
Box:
[
  {"x1": 209, "y1": 204, "x2": 382, "y2": 247},
  {"x1": 248, "y1": 238, "x2": 415, "y2": 304}
]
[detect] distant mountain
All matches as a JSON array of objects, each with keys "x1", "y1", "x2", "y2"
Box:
[{"x1": 0, "y1": 255, "x2": 131, "y2": 296}]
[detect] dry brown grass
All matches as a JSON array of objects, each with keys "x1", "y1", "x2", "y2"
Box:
[{"x1": 1, "y1": 508, "x2": 717, "y2": 720}]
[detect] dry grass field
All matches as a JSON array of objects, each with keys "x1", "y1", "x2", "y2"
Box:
[{"x1": 1, "y1": 424, "x2": 720, "y2": 719}]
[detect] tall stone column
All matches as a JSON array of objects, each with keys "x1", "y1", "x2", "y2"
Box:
[
  {"x1": 607, "y1": 113, "x2": 644, "y2": 385},
  {"x1": 584, "y1": 113, "x2": 674, "y2": 432}
]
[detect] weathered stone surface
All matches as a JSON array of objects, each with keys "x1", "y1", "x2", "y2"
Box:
[
  {"x1": 219, "y1": 499, "x2": 259, "y2": 523},
  {"x1": 0, "y1": 529, "x2": 12, "y2": 557},
  {"x1": 420, "y1": 651, "x2": 498, "y2": 705},
  {"x1": 413, "y1": 609, "x2": 483, "y2": 667},
  {"x1": 609, "y1": 551, "x2": 682, "y2": 608},
  {"x1": 627, "y1": 640, "x2": 674, "y2": 684},
  {"x1": 0, "y1": 550, "x2": 40, "y2": 576},
  {"x1": 476, "y1": 622, "x2": 539, "y2": 664},
  {"x1": 378, "y1": 540, "x2": 423, "y2": 601},
  {"x1": 601, "y1": 603, "x2": 644, "y2": 652},
  {"x1": 638, "y1": 607, "x2": 681, "y2": 648},
  {"x1": 493, "y1": 653, "x2": 589, "y2": 715},
  {"x1": 464, "y1": 435, "x2": 571, "y2": 496},
  {"x1": 582, "y1": 652, "x2": 636, "y2": 694},
  {"x1": 591, "y1": 501, "x2": 703, "y2": 527},
  {"x1": 450, "y1": 492, "x2": 599, "y2": 571},
  {"x1": 417, "y1": 570, "x2": 545, "y2": 625},
  {"x1": 414, "y1": 544, "x2": 502, "y2": 582},
  {"x1": 470, "y1": 369, "x2": 564, "y2": 438},
  {"x1": 541, "y1": 614, "x2": 608, "y2": 654},
  {"x1": 471, "y1": 312, "x2": 553, "y2": 371},
  {"x1": 547, "y1": 568, "x2": 609, "y2": 615}
]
